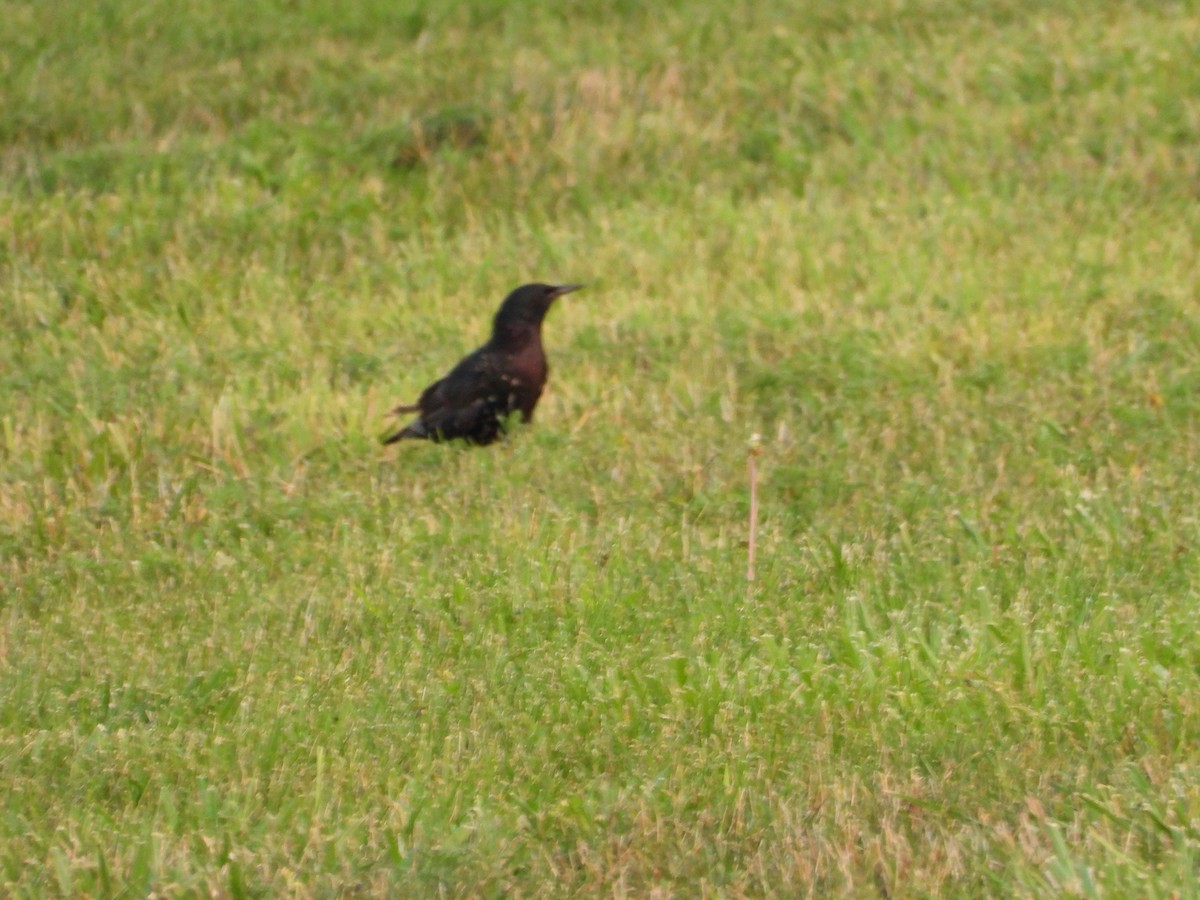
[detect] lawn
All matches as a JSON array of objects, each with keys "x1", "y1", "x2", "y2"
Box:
[{"x1": 3, "y1": 0, "x2": 1200, "y2": 894}]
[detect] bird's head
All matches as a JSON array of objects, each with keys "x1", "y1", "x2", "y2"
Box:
[{"x1": 492, "y1": 283, "x2": 582, "y2": 336}]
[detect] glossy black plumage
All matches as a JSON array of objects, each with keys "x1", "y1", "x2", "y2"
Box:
[{"x1": 383, "y1": 283, "x2": 581, "y2": 446}]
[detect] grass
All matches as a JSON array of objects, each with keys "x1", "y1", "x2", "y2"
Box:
[{"x1": 3, "y1": 0, "x2": 1200, "y2": 894}]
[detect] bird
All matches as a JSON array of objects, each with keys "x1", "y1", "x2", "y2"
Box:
[{"x1": 383, "y1": 282, "x2": 582, "y2": 446}]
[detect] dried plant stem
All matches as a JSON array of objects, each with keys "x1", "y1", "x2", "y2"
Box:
[{"x1": 747, "y1": 434, "x2": 762, "y2": 583}]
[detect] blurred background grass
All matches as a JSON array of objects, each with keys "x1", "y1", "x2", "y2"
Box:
[{"x1": 2, "y1": 0, "x2": 1200, "y2": 894}]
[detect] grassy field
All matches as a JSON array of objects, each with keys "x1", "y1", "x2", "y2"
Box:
[{"x1": 3, "y1": 0, "x2": 1200, "y2": 894}]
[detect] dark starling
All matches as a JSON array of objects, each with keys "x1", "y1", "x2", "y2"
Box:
[{"x1": 383, "y1": 282, "x2": 582, "y2": 446}]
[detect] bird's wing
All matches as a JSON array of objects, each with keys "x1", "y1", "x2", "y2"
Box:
[
  {"x1": 383, "y1": 395, "x2": 489, "y2": 443},
  {"x1": 416, "y1": 348, "x2": 507, "y2": 413},
  {"x1": 418, "y1": 396, "x2": 494, "y2": 438},
  {"x1": 420, "y1": 349, "x2": 530, "y2": 441}
]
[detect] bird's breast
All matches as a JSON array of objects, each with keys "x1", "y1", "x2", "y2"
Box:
[{"x1": 508, "y1": 342, "x2": 548, "y2": 385}]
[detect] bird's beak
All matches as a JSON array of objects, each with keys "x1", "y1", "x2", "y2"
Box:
[{"x1": 550, "y1": 284, "x2": 583, "y2": 299}]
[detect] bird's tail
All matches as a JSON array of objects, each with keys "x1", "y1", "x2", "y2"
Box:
[
  {"x1": 382, "y1": 420, "x2": 430, "y2": 444},
  {"x1": 382, "y1": 401, "x2": 424, "y2": 444}
]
